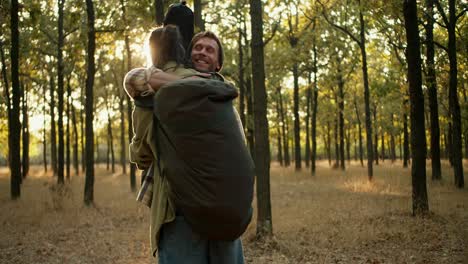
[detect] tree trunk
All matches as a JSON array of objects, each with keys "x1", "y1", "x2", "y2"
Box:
[
  {"x1": 447, "y1": 123, "x2": 453, "y2": 165},
  {"x1": 399, "y1": 134, "x2": 402, "y2": 160},
  {"x1": 237, "y1": 25, "x2": 246, "y2": 128},
  {"x1": 346, "y1": 129, "x2": 351, "y2": 163},
  {"x1": 57, "y1": 0, "x2": 65, "y2": 185},
  {"x1": 119, "y1": 95, "x2": 126, "y2": 174},
  {"x1": 326, "y1": 121, "x2": 332, "y2": 166},
  {"x1": 250, "y1": 0, "x2": 272, "y2": 237},
  {"x1": 334, "y1": 117, "x2": 339, "y2": 168},
  {"x1": 337, "y1": 62, "x2": 345, "y2": 170},
  {"x1": 381, "y1": 133, "x2": 385, "y2": 162},
  {"x1": 95, "y1": 129, "x2": 100, "y2": 163},
  {"x1": 373, "y1": 104, "x2": 379, "y2": 165},
  {"x1": 276, "y1": 126, "x2": 283, "y2": 166},
  {"x1": 246, "y1": 76, "x2": 255, "y2": 157},
  {"x1": 105, "y1": 96, "x2": 115, "y2": 173},
  {"x1": 154, "y1": 0, "x2": 164, "y2": 25},
  {"x1": 358, "y1": 1, "x2": 374, "y2": 180},
  {"x1": 390, "y1": 114, "x2": 396, "y2": 162},
  {"x1": 292, "y1": 63, "x2": 301, "y2": 170},
  {"x1": 275, "y1": 95, "x2": 284, "y2": 166},
  {"x1": 9, "y1": 0, "x2": 21, "y2": 199},
  {"x1": 354, "y1": 99, "x2": 364, "y2": 166},
  {"x1": 446, "y1": 0, "x2": 464, "y2": 188},
  {"x1": 278, "y1": 86, "x2": 290, "y2": 167},
  {"x1": 50, "y1": 75, "x2": 57, "y2": 176},
  {"x1": 80, "y1": 86, "x2": 85, "y2": 172},
  {"x1": 305, "y1": 73, "x2": 312, "y2": 168},
  {"x1": 403, "y1": 111, "x2": 410, "y2": 167},
  {"x1": 84, "y1": 0, "x2": 96, "y2": 206},
  {"x1": 66, "y1": 76, "x2": 71, "y2": 179},
  {"x1": 194, "y1": 0, "x2": 205, "y2": 32},
  {"x1": 403, "y1": 0, "x2": 429, "y2": 215},
  {"x1": 71, "y1": 101, "x2": 79, "y2": 176},
  {"x1": 311, "y1": 38, "x2": 319, "y2": 175},
  {"x1": 43, "y1": 86, "x2": 48, "y2": 173},
  {"x1": 121, "y1": 0, "x2": 136, "y2": 191},
  {"x1": 21, "y1": 83, "x2": 29, "y2": 179},
  {"x1": 0, "y1": 41, "x2": 12, "y2": 171}
]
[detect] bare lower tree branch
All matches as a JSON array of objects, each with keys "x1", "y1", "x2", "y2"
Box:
[
  {"x1": 433, "y1": 40, "x2": 449, "y2": 53},
  {"x1": 316, "y1": 0, "x2": 361, "y2": 45},
  {"x1": 434, "y1": 0, "x2": 449, "y2": 27}
]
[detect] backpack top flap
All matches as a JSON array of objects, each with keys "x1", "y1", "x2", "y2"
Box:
[{"x1": 153, "y1": 79, "x2": 238, "y2": 131}]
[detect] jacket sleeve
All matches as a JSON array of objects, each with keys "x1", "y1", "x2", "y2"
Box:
[{"x1": 129, "y1": 106, "x2": 154, "y2": 170}]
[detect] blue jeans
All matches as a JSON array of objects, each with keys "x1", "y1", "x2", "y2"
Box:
[{"x1": 158, "y1": 215, "x2": 245, "y2": 264}]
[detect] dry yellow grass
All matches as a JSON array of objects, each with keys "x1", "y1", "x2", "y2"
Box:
[{"x1": 0, "y1": 160, "x2": 467, "y2": 264}]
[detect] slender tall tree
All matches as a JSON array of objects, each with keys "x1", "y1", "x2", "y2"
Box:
[
  {"x1": 194, "y1": 0, "x2": 205, "y2": 32},
  {"x1": 311, "y1": 32, "x2": 319, "y2": 175},
  {"x1": 9, "y1": 0, "x2": 21, "y2": 199},
  {"x1": 66, "y1": 76, "x2": 71, "y2": 179},
  {"x1": 21, "y1": 82, "x2": 29, "y2": 179},
  {"x1": 403, "y1": 109, "x2": 410, "y2": 167},
  {"x1": 337, "y1": 58, "x2": 345, "y2": 170},
  {"x1": 434, "y1": 0, "x2": 464, "y2": 188},
  {"x1": 277, "y1": 86, "x2": 290, "y2": 167},
  {"x1": 57, "y1": 0, "x2": 65, "y2": 185},
  {"x1": 84, "y1": 0, "x2": 96, "y2": 205},
  {"x1": 155, "y1": 0, "x2": 164, "y2": 25},
  {"x1": 71, "y1": 100, "x2": 79, "y2": 175},
  {"x1": 250, "y1": 0, "x2": 272, "y2": 237},
  {"x1": 121, "y1": 0, "x2": 136, "y2": 191},
  {"x1": 403, "y1": 0, "x2": 429, "y2": 215},
  {"x1": 0, "y1": 40, "x2": 12, "y2": 170},
  {"x1": 354, "y1": 98, "x2": 364, "y2": 166},
  {"x1": 425, "y1": 0, "x2": 442, "y2": 180},
  {"x1": 50, "y1": 75, "x2": 57, "y2": 175},
  {"x1": 305, "y1": 72, "x2": 312, "y2": 168}
]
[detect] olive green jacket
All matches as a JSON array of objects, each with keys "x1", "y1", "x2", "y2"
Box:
[{"x1": 129, "y1": 62, "x2": 199, "y2": 257}]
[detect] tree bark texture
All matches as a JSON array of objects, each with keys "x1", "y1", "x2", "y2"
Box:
[
  {"x1": 305, "y1": 73, "x2": 311, "y2": 168},
  {"x1": 121, "y1": 0, "x2": 136, "y2": 191},
  {"x1": 403, "y1": 0, "x2": 429, "y2": 215},
  {"x1": 84, "y1": 0, "x2": 96, "y2": 205},
  {"x1": 359, "y1": 2, "x2": 374, "y2": 180},
  {"x1": 237, "y1": 25, "x2": 246, "y2": 128},
  {"x1": 250, "y1": 0, "x2": 273, "y2": 237},
  {"x1": 403, "y1": 110, "x2": 410, "y2": 168},
  {"x1": 278, "y1": 86, "x2": 290, "y2": 167},
  {"x1": 292, "y1": 63, "x2": 301, "y2": 170},
  {"x1": 354, "y1": 99, "x2": 364, "y2": 166},
  {"x1": 311, "y1": 39, "x2": 319, "y2": 175},
  {"x1": 9, "y1": 0, "x2": 21, "y2": 199},
  {"x1": 446, "y1": 0, "x2": 464, "y2": 188},
  {"x1": 57, "y1": 0, "x2": 65, "y2": 184},
  {"x1": 50, "y1": 75, "x2": 57, "y2": 176},
  {"x1": 337, "y1": 62, "x2": 345, "y2": 170},
  {"x1": 66, "y1": 76, "x2": 71, "y2": 179},
  {"x1": 154, "y1": 0, "x2": 164, "y2": 25},
  {"x1": 425, "y1": 0, "x2": 442, "y2": 180},
  {"x1": 194, "y1": 0, "x2": 205, "y2": 32},
  {"x1": 21, "y1": 83, "x2": 29, "y2": 179}
]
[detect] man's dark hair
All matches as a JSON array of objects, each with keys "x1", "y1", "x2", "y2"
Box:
[
  {"x1": 163, "y1": 1, "x2": 194, "y2": 51},
  {"x1": 149, "y1": 25, "x2": 186, "y2": 69},
  {"x1": 187, "y1": 31, "x2": 224, "y2": 72}
]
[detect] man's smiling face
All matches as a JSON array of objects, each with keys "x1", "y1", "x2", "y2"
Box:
[{"x1": 191, "y1": 37, "x2": 220, "y2": 72}]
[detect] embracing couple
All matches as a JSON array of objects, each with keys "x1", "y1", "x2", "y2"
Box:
[{"x1": 124, "y1": 2, "x2": 254, "y2": 264}]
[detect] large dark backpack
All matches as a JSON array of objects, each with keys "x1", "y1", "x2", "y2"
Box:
[{"x1": 153, "y1": 78, "x2": 254, "y2": 241}]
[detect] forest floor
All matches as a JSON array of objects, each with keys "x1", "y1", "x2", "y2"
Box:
[{"x1": 0, "y1": 160, "x2": 467, "y2": 264}]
